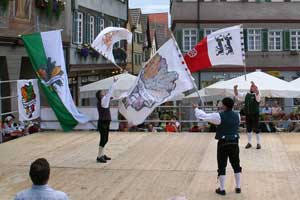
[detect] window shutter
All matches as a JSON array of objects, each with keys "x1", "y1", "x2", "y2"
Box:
[
  {"x1": 283, "y1": 30, "x2": 290, "y2": 51},
  {"x1": 198, "y1": 29, "x2": 204, "y2": 41},
  {"x1": 87, "y1": 14, "x2": 91, "y2": 43},
  {"x1": 83, "y1": 13, "x2": 87, "y2": 44},
  {"x1": 72, "y1": 11, "x2": 78, "y2": 44},
  {"x1": 262, "y1": 29, "x2": 268, "y2": 52},
  {"x1": 176, "y1": 30, "x2": 183, "y2": 51},
  {"x1": 243, "y1": 28, "x2": 248, "y2": 52}
]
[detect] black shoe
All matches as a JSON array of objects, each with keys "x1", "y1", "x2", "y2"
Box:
[
  {"x1": 103, "y1": 155, "x2": 111, "y2": 160},
  {"x1": 235, "y1": 188, "x2": 241, "y2": 193},
  {"x1": 96, "y1": 156, "x2": 107, "y2": 163},
  {"x1": 215, "y1": 188, "x2": 226, "y2": 196},
  {"x1": 256, "y1": 144, "x2": 261, "y2": 149},
  {"x1": 245, "y1": 143, "x2": 252, "y2": 149}
]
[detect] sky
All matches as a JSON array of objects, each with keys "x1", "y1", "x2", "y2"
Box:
[{"x1": 129, "y1": 0, "x2": 170, "y2": 14}]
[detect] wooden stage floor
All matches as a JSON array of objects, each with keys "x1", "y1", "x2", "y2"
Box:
[{"x1": 1, "y1": 132, "x2": 300, "y2": 200}]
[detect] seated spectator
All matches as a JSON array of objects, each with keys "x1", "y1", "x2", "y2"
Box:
[
  {"x1": 171, "y1": 116, "x2": 180, "y2": 130},
  {"x1": 165, "y1": 121, "x2": 178, "y2": 133},
  {"x1": 189, "y1": 122, "x2": 201, "y2": 132},
  {"x1": 260, "y1": 114, "x2": 276, "y2": 133},
  {"x1": 3, "y1": 115, "x2": 24, "y2": 137},
  {"x1": 261, "y1": 103, "x2": 272, "y2": 115},
  {"x1": 288, "y1": 113, "x2": 297, "y2": 132},
  {"x1": 271, "y1": 101, "x2": 285, "y2": 119},
  {"x1": 27, "y1": 121, "x2": 40, "y2": 134},
  {"x1": 276, "y1": 115, "x2": 290, "y2": 132},
  {"x1": 15, "y1": 158, "x2": 69, "y2": 200},
  {"x1": 147, "y1": 123, "x2": 157, "y2": 132}
]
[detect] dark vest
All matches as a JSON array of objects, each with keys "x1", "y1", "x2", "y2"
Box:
[
  {"x1": 215, "y1": 110, "x2": 240, "y2": 140},
  {"x1": 244, "y1": 93, "x2": 260, "y2": 115},
  {"x1": 97, "y1": 97, "x2": 111, "y2": 121}
]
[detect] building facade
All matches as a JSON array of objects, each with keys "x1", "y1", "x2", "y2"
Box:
[
  {"x1": 70, "y1": 0, "x2": 128, "y2": 105},
  {"x1": 0, "y1": 0, "x2": 71, "y2": 116},
  {"x1": 126, "y1": 8, "x2": 144, "y2": 75},
  {"x1": 171, "y1": 0, "x2": 300, "y2": 89}
]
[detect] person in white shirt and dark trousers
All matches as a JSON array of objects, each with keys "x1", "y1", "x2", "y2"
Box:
[
  {"x1": 234, "y1": 81, "x2": 261, "y2": 149},
  {"x1": 193, "y1": 97, "x2": 242, "y2": 196},
  {"x1": 96, "y1": 77, "x2": 117, "y2": 163}
]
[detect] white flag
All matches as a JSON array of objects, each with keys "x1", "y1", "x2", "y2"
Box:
[
  {"x1": 17, "y1": 79, "x2": 40, "y2": 121},
  {"x1": 119, "y1": 38, "x2": 194, "y2": 125},
  {"x1": 184, "y1": 25, "x2": 245, "y2": 72},
  {"x1": 92, "y1": 27, "x2": 132, "y2": 64}
]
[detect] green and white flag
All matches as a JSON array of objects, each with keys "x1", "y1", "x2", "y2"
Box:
[{"x1": 22, "y1": 30, "x2": 89, "y2": 131}]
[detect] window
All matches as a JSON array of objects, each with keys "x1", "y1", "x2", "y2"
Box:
[
  {"x1": 110, "y1": 21, "x2": 114, "y2": 27},
  {"x1": 268, "y1": 30, "x2": 282, "y2": 51},
  {"x1": 183, "y1": 29, "x2": 197, "y2": 52},
  {"x1": 290, "y1": 30, "x2": 300, "y2": 50},
  {"x1": 73, "y1": 11, "x2": 83, "y2": 44},
  {"x1": 204, "y1": 28, "x2": 217, "y2": 37},
  {"x1": 248, "y1": 29, "x2": 261, "y2": 51},
  {"x1": 89, "y1": 16, "x2": 95, "y2": 43},
  {"x1": 100, "y1": 18, "x2": 105, "y2": 31}
]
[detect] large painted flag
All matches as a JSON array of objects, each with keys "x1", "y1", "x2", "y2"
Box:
[
  {"x1": 119, "y1": 38, "x2": 195, "y2": 125},
  {"x1": 22, "y1": 30, "x2": 89, "y2": 131},
  {"x1": 184, "y1": 25, "x2": 245, "y2": 72},
  {"x1": 17, "y1": 79, "x2": 40, "y2": 122},
  {"x1": 92, "y1": 27, "x2": 132, "y2": 65}
]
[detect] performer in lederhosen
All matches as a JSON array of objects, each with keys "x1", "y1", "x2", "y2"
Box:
[
  {"x1": 193, "y1": 97, "x2": 242, "y2": 195},
  {"x1": 95, "y1": 77, "x2": 117, "y2": 163},
  {"x1": 234, "y1": 81, "x2": 261, "y2": 149}
]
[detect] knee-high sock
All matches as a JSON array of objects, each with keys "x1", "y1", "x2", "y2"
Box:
[
  {"x1": 247, "y1": 132, "x2": 252, "y2": 144},
  {"x1": 234, "y1": 173, "x2": 241, "y2": 189},
  {"x1": 256, "y1": 133, "x2": 261, "y2": 144},
  {"x1": 98, "y1": 146, "x2": 104, "y2": 158},
  {"x1": 219, "y1": 175, "x2": 226, "y2": 191}
]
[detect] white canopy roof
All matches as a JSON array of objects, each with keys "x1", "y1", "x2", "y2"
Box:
[
  {"x1": 204, "y1": 71, "x2": 300, "y2": 98},
  {"x1": 79, "y1": 73, "x2": 136, "y2": 99},
  {"x1": 290, "y1": 77, "x2": 300, "y2": 88}
]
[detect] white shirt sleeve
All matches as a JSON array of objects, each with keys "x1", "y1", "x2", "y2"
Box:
[
  {"x1": 101, "y1": 82, "x2": 116, "y2": 108},
  {"x1": 234, "y1": 91, "x2": 247, "y2": 101},
  {"x1": 194, "y1": 108, "x2": 221, "y2": 125}
]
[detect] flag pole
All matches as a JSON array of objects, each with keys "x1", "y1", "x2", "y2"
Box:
[
  {"x1": 241, "y1": 25, "x2": 247, "y2": 81},
  {"x1": 170, "y1": 34, "x2": 204, "y2": 107}
]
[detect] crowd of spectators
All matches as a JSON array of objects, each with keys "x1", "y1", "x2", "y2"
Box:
[{"x1": 1, "y1": 114, "x2": 40, "y2": 143}]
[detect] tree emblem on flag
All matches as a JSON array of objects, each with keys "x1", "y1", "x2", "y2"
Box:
[
  {"x1": 215, "y1": 33, "x2": 234, "y2": 56},
  {"x1": 122, "y1": 53, "x2": 178, "y2": 111},
  {"x1": 21, "y1": 81, "x2": 37, "y2": 119},
  {"x1": 37, "y1": 57, "x2": 64, "y2": 91}
]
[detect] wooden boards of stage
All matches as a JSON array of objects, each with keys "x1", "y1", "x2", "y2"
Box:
[{"x1": 0, "y1": 132, "x2": 300, "y2": 200}]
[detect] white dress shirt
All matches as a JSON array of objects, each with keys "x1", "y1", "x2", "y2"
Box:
[
  {"x1": 194, "y1": 108, "x2": 241, "y2": 125},
  {"x1": 194, "y1": 108, "x2": 221, "y2": 125},
  {"x1": 101, "y1": 82, "x2": 117, "y2": 108}
]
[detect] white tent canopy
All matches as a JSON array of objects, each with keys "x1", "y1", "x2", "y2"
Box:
[
  {"x1": 204, "y1": 71, "x2": 300, "y2": 98},
  {"x1": 290, "y1": 77, "x2": 300, "y2": 88},
  {"x1": 79, "y1": 73, "x2": 136, "y2": 99}
]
